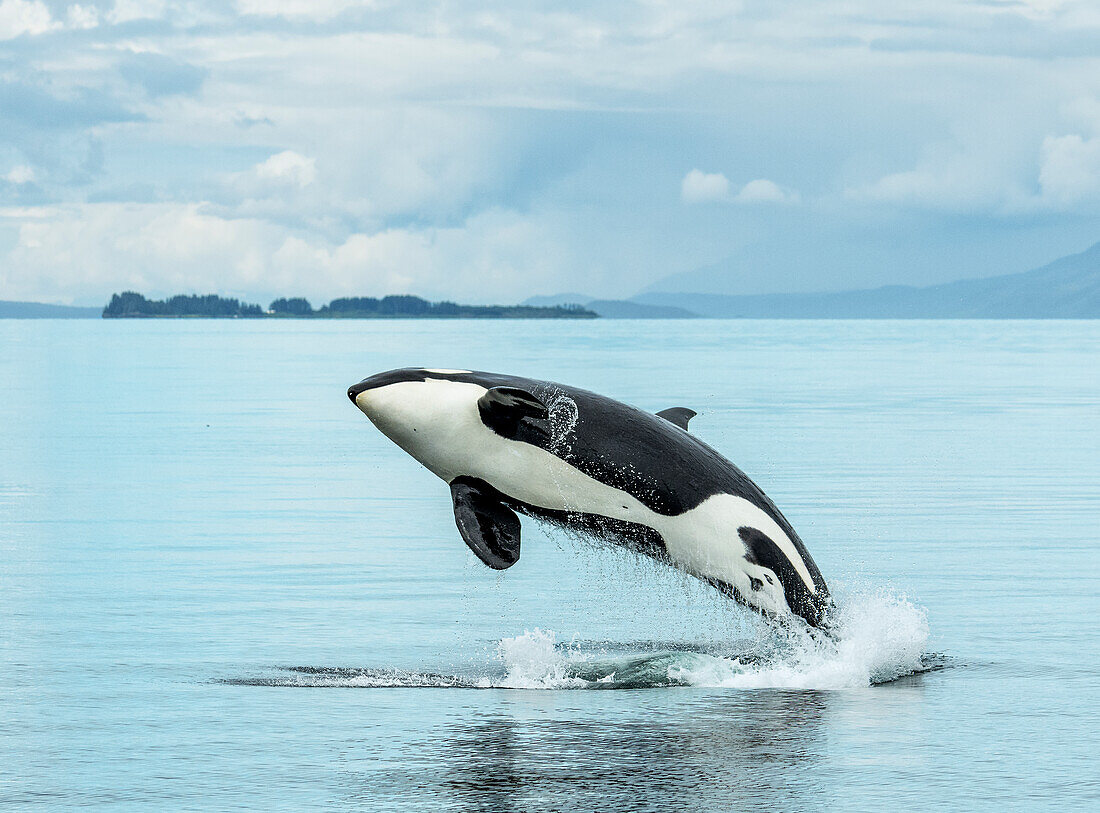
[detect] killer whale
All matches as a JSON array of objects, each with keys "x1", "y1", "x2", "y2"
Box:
[{"x1": 348, "y1": 368, "x2": 832, "y2": 629}]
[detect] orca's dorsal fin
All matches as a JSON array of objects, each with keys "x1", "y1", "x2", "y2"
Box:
[
  {"x1": 450, "y1": 476, "x2": 521, "y2": 570},
  {"x1": 656, "y1": 407, "x2": 696, "y2": 431}
]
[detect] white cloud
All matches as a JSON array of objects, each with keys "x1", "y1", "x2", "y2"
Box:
[
  {"x1": 0, "y1": 0, "x2": 100, "y2": 39},
  {"x1": 735, "y1": 179, "x2": 799, "y2": 204},
  {"x1": 236, "y1": 0, "x2": 373, "y2": 20},
  {"x1": 66, "y1": 4, "x2": 98, "y2": 30},
  {"x1": 194, "y1": 106, "x2": 507, "y2": 228},
  {"x1": 1038, "y1": 134, "x2": 1100, "y2": 205},
  {"x1": 681, "y1": 173, "x2": 798, "y2": 205},
  {"x1": 848, "y1": 129, "x2": 1100, "y2": 213},
  {"x1": 0, "y1": 203, "x2": 574, "y2": 305},
  {"x1": 844, "y1": 137, "x2": 1030, "y2": 213},
  {"x1": 253, "y1": 150, "x2": 316, "y2": 188},
  {"x1": 107, "y1": 0, "x2": 166, "y2": 25},
  {"x1": 4, "y1": 165, "x2": 35, "y2": 184},
  {"x1": 0, "y1": 0, "x2": 56, "y2": 39},
  {"x1": 851, "y1": 166, "x2": 995, "y2": 210},
  {"x1": 269, "y1": 208, "x2": 572, "y2": 302},
  {"x1": 681, "y1": 169, "x2": 730, "y2": 203}
]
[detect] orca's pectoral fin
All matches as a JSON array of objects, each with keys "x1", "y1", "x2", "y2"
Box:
[
  {"x1": 450, "y1": 476, "x2": 521, "y2": 570},
  {"x1": 656, "y1": 407, "x2": 697, "y2": 431}
]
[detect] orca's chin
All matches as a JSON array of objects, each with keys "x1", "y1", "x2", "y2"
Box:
[
  {"x1": 350, "y1": 391, "x2": 381, "y2": 428},
  {"x1": 347, "y1": 379, "x2": 375, "y2": 403}
]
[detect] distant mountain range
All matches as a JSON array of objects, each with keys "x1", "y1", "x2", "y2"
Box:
[
  {"x1": 522, "y1": 294, "x2": 698, "y2": 318},
  {"x1": 531, "y1": 240, "x2": 1100, "y2": 318},
  {"x1": 633, "y1": 240, "x2": 1100, "y2": 318},
  {"x1": 0, "y1": 301, "x2": 101, "y2": 318}
]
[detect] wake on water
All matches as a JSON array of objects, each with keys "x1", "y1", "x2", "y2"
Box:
[{"x1": 224, "y1": 586, "x2": 941, "y2": 691}]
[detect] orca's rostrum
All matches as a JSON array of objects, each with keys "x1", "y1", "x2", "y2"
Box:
[{"x1": 348, "y1": 368, "x2": 832, "y2": 629}]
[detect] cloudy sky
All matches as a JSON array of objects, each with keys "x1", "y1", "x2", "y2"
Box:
[{"x1": 2, "y1": 0, "x2": 1100, "y2": 305}]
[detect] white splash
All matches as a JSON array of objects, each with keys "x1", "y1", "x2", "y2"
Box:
[
  {"x1": 496, "y1": 586, "x2": 929, "y2": 690},
  {"x1": 495, "y1": 628, "x2": 586, "y2": 689},
  {"x1": 691, "y1": 586, "x2": 929, "y2": 689}
]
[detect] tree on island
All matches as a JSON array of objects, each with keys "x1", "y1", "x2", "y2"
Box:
[
  {"x1": 103, "y1": 291, "x2": 263, "y2": 318},
  {"x1": 319, "y1": 295, "x2": 432, "y2": 316},
  {"x1": 269, "y1": 297, "x2": 313, "y2": 315},
  {"x1": 103, "y1": 291, "x2": 165, "y2": 317}
]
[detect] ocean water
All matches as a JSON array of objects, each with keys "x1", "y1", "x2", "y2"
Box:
[{"x1": 1, "y1": 319, "x2": 1097, "y2": 811}]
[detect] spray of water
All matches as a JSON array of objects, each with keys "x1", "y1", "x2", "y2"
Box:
[{"x1": 492, "y1": 585, "x2": 930, "y2": 690}]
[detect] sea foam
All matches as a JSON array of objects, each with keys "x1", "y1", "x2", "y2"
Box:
[{"x1": 494, "y1": 586, "x2": 930, "y2": 690}]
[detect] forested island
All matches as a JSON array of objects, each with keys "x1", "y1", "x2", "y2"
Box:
[{"x1": 102, "y1": 292, "x2": 597, "y2": 319}]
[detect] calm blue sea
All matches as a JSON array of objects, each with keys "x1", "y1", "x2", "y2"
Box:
[{"x1": 2, "y1": 319, "x2": 1098, "y2": 811}]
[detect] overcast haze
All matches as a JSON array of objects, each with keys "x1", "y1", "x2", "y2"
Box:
[{"x1": 2, "y1": 0, "x2": 1100, "y2": 306}]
